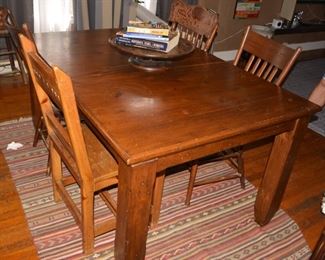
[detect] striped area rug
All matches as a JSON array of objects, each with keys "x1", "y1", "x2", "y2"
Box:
[{"x1": 0, "y1": 118, "x2": 311, "y2": 259}]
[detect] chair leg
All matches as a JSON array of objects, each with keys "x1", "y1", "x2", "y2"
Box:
[
  {"x1": 185, "y1": 149, "x2": 245, "y2": 207},
  {"x1": 15, "y1": 51, "x2": 28, "y2": 84},
  {"x1": 311, "y1": 226, "x2": 325, "y2": 260},
  {"x1": 185, "y1": 163, "x2": 198, "y2": 206},
  {"x1": 46, "y1": 152, "x2": 51, "y2": 176},
  {"x1": 82, "y1": 190, "x2": 95, "y2": 255},
  {"x1": 50, "y1": 141, "x2": 62, "y2": 202},
  {"x1": 237, "y1": 151, "x2": 245, "y2": 189},
  {"x1": 32, "y1": 116, "x2": 43, "y2": 147},
  {"x1": 5, "y1": 36, "x2": 16, "y2": 71}
]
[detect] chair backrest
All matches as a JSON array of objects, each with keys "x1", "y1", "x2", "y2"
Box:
[
  {"x1": 168, "y1": 0, "x2": 219, "y2": 52},
  {"x1": 7, "y1": 23, "x2": 44, "y2": 69},
  {"x1": 0, "y1": 7, "x2": 8, "y2": 30},
  {"x1": 233, "y1": 26, "x2": 302, "y2": 87},
  {"x1": 0, "y1": 7, "x2": 17, "y2": 30},
  {"x1": 6, "y1": 23, "x2": 24, "y2": 58},
  {"x1": 20, "y1": 23, "x2": 50, "y2": 66},
  {"x1": 18, "y1": 23, "x2": 52, "y2": 135},
  {"x1": 19, "y1": 34, "x2": 94, "y2": 185},
  {"x1": 22, "y1": 23, "x2": 36, "y2": 44}
]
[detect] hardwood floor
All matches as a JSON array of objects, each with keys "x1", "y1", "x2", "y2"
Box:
[
  {"x1": 0, "y1": 76, "x2": 31, "y2": 121},
  {"x1": 0, "y1": 76, "x2": 324, "y2": 257},
  {"x1": 0, "y1": 76, "x2": 37, "y2": 259}
]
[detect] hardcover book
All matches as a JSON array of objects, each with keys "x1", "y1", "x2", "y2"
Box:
[
  {"x1": 126, "y1": 21, "x2": 170, "y2": 36},
  {"x1": 115, "y1": 31, "x2": 180, "y2": 53},
  {"x1": 122, "y1": 32, "x2": 169, "y2": 42}
]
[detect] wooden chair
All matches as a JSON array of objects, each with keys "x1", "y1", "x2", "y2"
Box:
[
  {"x1": 185, "y1": 25, "x2": 302, "y2": 206},
  {"x1": 20, "y1": 23, "x2": 47, "y2": 148},
  {"x1": 0, "y1": 7, "x2": 27, "y2": 83},
  {"x1": 19, "y1": 34, "x2": 119, "y2": 255},
  {"x1": 233, "y1": 26, "x2": 302, "y2": 86},
  {"x1": 168, "y1": 0, "x2": 219, "y2": 52},
  {"x1": 7, "y1": 22, "x2": 54, "y2": 178},
  {"x1": 6, "y1": 22, "x2": 45, "y2": 149}
]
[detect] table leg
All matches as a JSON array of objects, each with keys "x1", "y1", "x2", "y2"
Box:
[
  {"x1": 311, "y1": 226, "x2": 325, "y2": 260},
  {"x1": 114, "y1": 159, "x2": 157, "y2": 260},
  {"x1": 150, "y1": 170, "x2": 166, "y2": 228},
  {"x1": 255, "y1": 117, "x2": 309, "y2": 226}
]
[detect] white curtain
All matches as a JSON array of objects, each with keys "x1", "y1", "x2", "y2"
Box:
[
  {"x1": 33, "y1": 0, "x2": 74, "y2": 33},
  {"x1": 141, "y1": 0, "x2": 157, "y2": 14}
]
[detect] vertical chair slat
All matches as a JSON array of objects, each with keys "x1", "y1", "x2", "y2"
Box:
[
  {"x1": 193, "y1": 33, "x2": 199, "y2": 47},
  {"x1": 251, "y1": 58, "x2": 262, "y2": 75},
  {"x1": 263, "y1": 64, "x2": 273, "y2": 80},
  {"x1": 257, "y1": 61, "x2": 268, "y2": 78},
  {"x1": 267, "y1": 67, "x2": 279, "y2": 83},
  {"x1": 245, "y1": 55, "x2": 255, "y2": 72}
]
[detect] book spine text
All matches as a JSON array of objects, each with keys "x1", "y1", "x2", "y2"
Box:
[{"x1": 116, "y1": 37, "x2": 168, "y2": 51}]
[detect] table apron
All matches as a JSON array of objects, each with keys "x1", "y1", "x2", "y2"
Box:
[{"x1": 155, "y1": 120, "x2": 295, "y2": 172}]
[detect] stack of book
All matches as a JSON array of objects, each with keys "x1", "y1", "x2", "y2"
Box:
[{"x1": 115, "y1": 21, "x2": 180, "y2": 53}]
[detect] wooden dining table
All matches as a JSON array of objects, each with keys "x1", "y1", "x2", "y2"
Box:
[{"x1": 35, "y1": 29, "x2": 320, "y2": 259}]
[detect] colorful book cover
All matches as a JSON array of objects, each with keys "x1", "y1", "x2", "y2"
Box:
[
  {"x1": 115, "y1": 31, "x2": 180, "y2": 53},
  {"x1": 126, "y1": 21, "x2": 170, "y2": 36},
  {"x1": 123, "y1": 32, "x2": 169, "y2": 42}
]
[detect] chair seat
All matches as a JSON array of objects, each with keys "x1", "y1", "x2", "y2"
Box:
[
  {"x1": 81, "y1": 124, "x2": 118, "y2": 191},
  {"x1": 57, "y1": 123, "x2": 118, "y2": 190}
]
